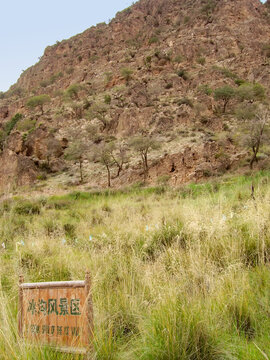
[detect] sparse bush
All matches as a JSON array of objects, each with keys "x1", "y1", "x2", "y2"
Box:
[
  {"x1": 66, "y1": 67, "x2": 74, "y2": 75},
  {"x1": 14, "y1": 201, "x2": 41, "y2": 215},
  {"x1": 173, "y1": 54, "x2": 183, "y2": 63},
  {"x1": 178, "y1": 97, "x2": 193, "y2": 107},
  {"x1": 149, "y1": 36, "x2": 159, "y2": 45},
  {"x1": 197, "y1": 56, "x2": 206, "y2": 65},
  {"x1": 121, "y1": 67, "x2": 133, "y2": 84},
  {"x1": 104, "y1": 94, "x2": 111, "y2": 104},
  {"x1": 157, "y1": 175, "x2": 171, "y2": 186},
  {"x1": 198, "y1": 84, "x2": 213, "y2": 96},
  {"x1": 213, "y1": 66, "x2": 237, "y2": 80},
  {"x1": 234, "y1": 103, "x2": 257, "y2": 120},
  {"x1": 63, "y1": 223, "x2": 76, "y2": 239},
  {"x1": 177, "y1": 69, "x2": 189, "y2": 80},
  {"x1": 104, "y1": 71, "x2": 113, "y2": 84},
  {"x1": 16, "y1": 118, "x2": 36, "y2": 132},
  {"x1": 64, "y1": 84, "x2": 82, "y2": 100},
  {"x1": 201, "y1": 0, "x2": 217, "y2": 16},
  {"x1": 165, "y1": 83, "x2": 173, "y2": 89}
]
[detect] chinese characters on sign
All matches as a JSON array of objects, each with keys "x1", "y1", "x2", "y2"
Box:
[
  {"x1": 27, "y1": 298, "x2": 81, "y2": 316},
  {"x1": 18, "y1": 275, "x2": 93, "y2": 354}
]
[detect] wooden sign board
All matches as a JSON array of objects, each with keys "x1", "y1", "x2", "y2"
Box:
[{"x1": 18, "y1": 273, "x2": 93, "y2": 354}]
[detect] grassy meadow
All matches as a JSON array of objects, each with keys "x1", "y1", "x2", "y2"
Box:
[{"x1": 0, "y1": 171, "x2": 270, "y2": 359}]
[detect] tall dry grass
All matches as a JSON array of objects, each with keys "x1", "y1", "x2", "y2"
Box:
[{"x1": 0, "y1": 172, "x2": 269, "y2": 359}]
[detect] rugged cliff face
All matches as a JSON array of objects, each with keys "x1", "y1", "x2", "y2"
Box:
[{"x1": 0, "y1": 0, "x2": 269, "y2": 191}]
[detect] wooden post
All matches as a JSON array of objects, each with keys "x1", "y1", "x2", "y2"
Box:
[
  {"x1": 85, "y1": 271, "x2": 94, "y2": 359},
  {"x1": 18, "y1": 274, "x2": 24, "y2": 337}
]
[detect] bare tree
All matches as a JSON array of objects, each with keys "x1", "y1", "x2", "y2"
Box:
[
  {"x1": 109, "y1": 143, "x2": 129, "y2": 177},
  {"x1": 129, "y1": 135, "x2": 160, "y2": 182},
  {"x1": 94, "y1": 143, "x2": 115, "y2": 187},
  {"x1": 65, "y1": 139, "x2": 89, "y2": 183},
  {"x1": 243, "y1": 106, "x2": 270, "y2": 169}
]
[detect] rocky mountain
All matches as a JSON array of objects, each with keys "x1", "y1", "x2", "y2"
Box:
[{"x1": 0, "y1": 0, "x2": 270, "y2": 191}]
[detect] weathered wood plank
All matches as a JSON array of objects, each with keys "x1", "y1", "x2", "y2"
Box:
[
  {"x1": 21, "y1": 281, "x2": 85, "y2": 289},
  {"x1": 19, "y1": 274, "x2": 93, "y2": 354}
]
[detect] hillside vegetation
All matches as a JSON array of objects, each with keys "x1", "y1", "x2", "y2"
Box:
[
  {"x1": 1, "y1": 0, "x2": 270, "y2": 190},
  {"x1": 0, "y1": 172, "x2": 270, "y2": 359}
]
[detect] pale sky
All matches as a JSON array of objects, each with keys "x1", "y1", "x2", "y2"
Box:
[
  {"x1": 0, "y1": 0, "x2": 134, "y2": 92},
  {"x1": 0, "y1": 0, "x2": 266, "y2": 92}
]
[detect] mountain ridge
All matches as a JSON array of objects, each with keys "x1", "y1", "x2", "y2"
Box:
[{"x1": 0, "y1": 0, "x2": 269, "y2": 191}]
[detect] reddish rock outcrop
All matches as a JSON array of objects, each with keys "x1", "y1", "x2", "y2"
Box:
[{"x1": 0, "y1": 0, "x2": 269, "y2": 189}]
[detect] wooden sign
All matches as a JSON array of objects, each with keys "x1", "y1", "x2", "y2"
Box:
[{"x1": 18, "y1": 273, "x2": 93, "y2": 354}]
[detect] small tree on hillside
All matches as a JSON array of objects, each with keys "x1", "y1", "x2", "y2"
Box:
[
  {"x1": 70, "y1": 102, "x2": 84, "y2": 119},
  {"x1": 214, "y1": 86, "x2": 235, "y2": 113},
  {"x1": 236, "y1": 83, "x2": 265, "y2": 103},
  {"x1": 26, "y1": 95, "x2": 51, "y2": 115},
  {"x1": 65, "y1": 84, "x2": 81, "y2": 100},
  {"x1": 129, "y1": 135, "x2": 160, "y2": 182},
  {"x1": 110, "y1": 143, "x2": 130, "y2": 177},
  {"x1": 87, "y1": 103, "x2": 108, "y2": 130},
  {"x1": 243, "y1": 106, "x2": 270, "y2": 169},
  {"x1": 93, "y1": 143, "x2": 115, "y2": 187},
  {"x1": 65, "y1": 139, "x2": 88, "y2": 183}
]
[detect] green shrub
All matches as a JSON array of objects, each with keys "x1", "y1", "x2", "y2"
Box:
[
  {"x1": 213, "y1": 66, "x2": 237, "y2": 79},
  {"x1": 63, "y1": 223, "x2": 76, "y2": 239},
  {"x1": 121, "y1": 68, "x2": 133, "y2": 83},
  {"x1": 178, "y1": 97, "x2": 193, "y2": 107},
  {"x1": 144, "y1": 222, "x2": 183, "y2": 260},
  {"x1": 64, "y1": 84, "x2": 82, "y2": 100},
  {"x1": 177, "y1": 69, "x2": 189, "y2": 80},
  {"x1": 4, "y1": 113, "x2": 23, "y2": 135},
  {"x1": 197, "y1": 56, "x2": 206, "y2": 65},
  {"x1": 36, "y1": 173, "x2": 47, "y2": 181},
  {"x1": 173, "y1": 54, "x2": 183, "y2": 63},
  {"x1": 104, "y1": 94, "x2": 112, "y2": 104},
  {"x1": 40, "y1": 72, "x2": 63, "y2": 88},
  {"x1": 16, "y1": 118, "x2": 36, "y2": 132},
  {"x1": 236, "y1": 83, "x2": 265, "y2": 102},
  {"x1": 234, "y1": 78, "x2": 245, "y2": 86},
  {"x1": 201, "y1": 0, "x2": 217, "y2": 15},
  {"x1": 198, "y1": 84, "x2": 212, "y2": 95},
  {"x1": 149, "y1": 36, "x2": 159, "y2": 45},
  {"x1": 14, "y1": 201, "x2": 41, "y2": 215},
  {"x1": 165, "y1": 83, "x2": 173, "y2": 89}
]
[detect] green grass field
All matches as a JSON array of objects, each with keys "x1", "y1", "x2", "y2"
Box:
[{"x1": 0, "y1": 171, "x2": 270, "y2": 359}]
